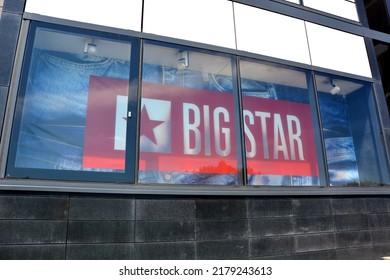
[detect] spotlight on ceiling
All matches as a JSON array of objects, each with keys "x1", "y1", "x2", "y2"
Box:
[
  {"x1": 84, "y1": 39, "x2": 97, "y2": 56},
  {"x1": 177, "y1": 51, "x2": 189, "y2": 71},
  {"x1": 330, "y1": 79, "x2": 341, "y2": 95}
]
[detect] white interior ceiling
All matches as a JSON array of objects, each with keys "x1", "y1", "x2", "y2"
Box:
[{"x1": 34, "y1": 28, "x2": 364, "y2": 95}]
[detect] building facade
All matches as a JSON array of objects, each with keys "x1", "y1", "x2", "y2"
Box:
[{"x1": 0, "y1": 0, "x2": 390, "y2": 259}]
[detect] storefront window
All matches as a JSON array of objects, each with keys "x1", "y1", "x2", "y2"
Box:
[
  {"x1": 138, "y1": 42, "x2": 240, "y2": 185},
  {"x1": 239, "y1": 60, "x2": 323, "y2": 186},
  {"x1": 315, "y1": 74, "x2": 389, "y2": 186},
  {"x1": 7, "y1": 23, "x2": 137, "y2": 182},
  {"x1": 6, "y1": 19, "x2": 390, "y2": 189}
]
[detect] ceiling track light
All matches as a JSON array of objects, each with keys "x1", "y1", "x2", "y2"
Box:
[
  {"x1": 84, "y1": 38, "x2": 97, "y2": 56},
  {"x1": 330, "y1": 79, "x2": 341, "y2": 95},
  {"x1": 177, "y1": 51, "x2": 189, "y2": 71}
]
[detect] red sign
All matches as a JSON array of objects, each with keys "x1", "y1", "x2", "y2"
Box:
[
  {"x1": 243, "y1": 97, "x2": 318, "y2": 176},
  {"x1": 83, "y1": 76, "x2": 318, "y2": 176},
  {"x1": 140, "y1": 82, "x2": 238, "y2": 174},
  {"x1": 83, "y1": 76, "x2": 128, "y2": 170}
]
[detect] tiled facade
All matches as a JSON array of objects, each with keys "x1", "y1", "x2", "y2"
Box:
[{"x1": 1, "y1": 193, "x2": 390, "y2": 259}]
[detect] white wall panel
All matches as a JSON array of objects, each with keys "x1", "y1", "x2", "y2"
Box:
[
  {"x1": 234, "y1": 3, "x2": 311, "y2": 65},
  {"x1": 304, "y1": 0, "x2": 359, "y2": 21},
  {"x1": 25, "y1": 0, "x2": 142, "y2": 31},
  {"x1": 283, "y1": 0, "x2": 301, "y2": 4},
  {"x1": 306, "y1": 22, "x2": 372, "y2": 77},
  {"x1": 143, "y1": 0, "x2": 236, "y2": 49}
]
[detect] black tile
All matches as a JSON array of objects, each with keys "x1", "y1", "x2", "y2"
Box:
[
  {"x1": 369, "y1": 213, "x2": 390, "y2": 228},
  {"x1": 136, "y1": 220, "x2": 195, "y2": 242},
  {"x1": 66, "y1": 243, "x2": 134, "y2": 260},
  {"x1": 0, "y1": 195, "x2": 69, "y2": 220},
  {"x1": 69, "y1": 196, "x2": 134, "y2": 220},
  {"x1": 0, "y1": 245, "x2": 65, "y2": 260},
  {"x1": 196, "y1": 198, "x2": 246, "y2": 220},
  {"x1": 134, "y1": 242, "x2": 196, "y2": 260},
  {"x1": 295, "y1": 216, "x2": 334, "y2": 233},
  {"x1": 293, "y1": 198, "x2": 332, "y2": 217},
  {"x1": 366, "y1": 197, "x2": 390, "y2": 213},
  {"x1": 197, "y1": 239, "x2": 248, "y2": 259},
  {"x1": 336, "y1": 247, "x2": 374, "y2": 260},
  {"x1": 3, "y1": 0, "x2": 25, "y2": 13},
  {"x1": 68, "y1": 221, "x2": 134, "y2": 243},
  {"x1": 136, "y1": 199, "x2": 195, "y2": 221},
  {"x1": 335, "y1": 231, "x2": 372, "y2": 248},
  {"x1": 0, "y1": 12, "x2": 21, "y2": 86},
  {"x1": 334, "y1": 214, "x2": 369, "y2": 231},
  {"x1": 295, "y1": 233, "x2": 336, "y2": 253},
  {"x1": 0, "y1": 220, "x2": 67, "y2": 244},
  {"x1": 249, "y1": 217, "x2": 295, "y2": 237},
  {"x1": 296, "y1": 250, "x2": 336, "y2": 260},
  {"x1": 196, "y1": 219, "x2": 247, "y2": 241},
  {"x1": 331, "y1": 198, "x2": 366, "y2": 214},
  {"x1": 371, "y1": 229, "x2": 390, "y2": 245},
  {"x1": 248, "y1": 198, "x2": 293, "y2": 218},
  {"x1": 249, "y1": 236, "x2": 295, "y2": 257}
]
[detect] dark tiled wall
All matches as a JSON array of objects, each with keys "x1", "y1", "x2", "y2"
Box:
[
  {"x1": 1, "y1": 192, "x2": 390, "y2": 260},
  {"x1": 0, "y1": 194, "x2": 68, "y2": 259}
]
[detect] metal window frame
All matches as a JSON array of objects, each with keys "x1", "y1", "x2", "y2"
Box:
[
  {"x1": 0, "y1": 12, "x2": 389, "y2": 196},
  {"x1": 3, "y1": 18, "x2": 142, "y2": 184}
]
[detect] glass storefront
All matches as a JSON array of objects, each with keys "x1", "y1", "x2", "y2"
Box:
[
  {"x1": 7, "y1": 23, "x2": 138, "y2": 182},
  {"x1": 138, "y1": 43, "x2": 239, "y2": 185},
  {"x1": 239, "y1": 60, "x2": 323, "y2": 186},
  {"x1": 5, "y1": 21, "x2": 390, "y2": 187},
  {"x1": 315, "y1": 74, "x2": 389, "y2": 186}
]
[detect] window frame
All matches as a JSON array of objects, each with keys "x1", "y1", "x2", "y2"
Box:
[
  {"x1": 0, "y1": 14, "x2": 389, "y2": 195},
  {"x1": 137, "y1": 39, "x2": 246, "y2": 186},
  {"x1": 313, "y1": 72, "x2": 390, "y2": 186},
  {"x1": 6, "y1": 21, "x2": 141, "y2": 183},
  {"x1": 237, "y1": 57, "x2": 328, "y2": 187}
]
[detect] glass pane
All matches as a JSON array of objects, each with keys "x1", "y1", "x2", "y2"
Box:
[
  {"x1": 306, "y1": 22, "x2": 372, "y2": 78},
  {"x1": 240, "y1": 60, "x2": 321, "y2": 186},
  {"x1": 143, "y1": 0, "x2": 235, "y2": 49},
  {"x1": 139, "y1": 43, "x2": 239, "y2": 185},
  {"x1": 316, "y1": 74, "x2": 389, "y2": 186},
  {"x1": 303, "y1": 0, "x2": 359, "y2": 21},
  {"x1": 234, "y1": 3, "x2": 311, "y2": 65},
  {"x1": 13, "y1": 26, "x2": 132, "y2": 173},
  {"x1": 25, "y1": 0, "x2": 142, "y2": 31}
]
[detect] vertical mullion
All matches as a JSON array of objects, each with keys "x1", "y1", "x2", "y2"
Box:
[
  {"x1": 125, "y1": 37, "x2": 142, "y2": 183},
  {"x1": 232, "y1": 56, "x2": 247, "y2": 186},
  {"x1": 309, "y1": 71, "x2": 330, "y2": 186}
]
